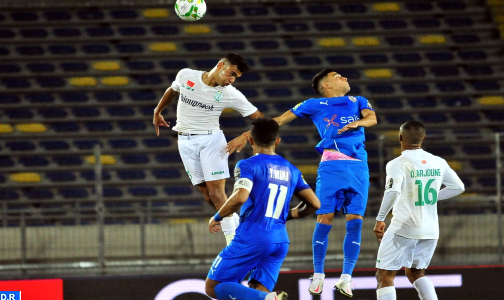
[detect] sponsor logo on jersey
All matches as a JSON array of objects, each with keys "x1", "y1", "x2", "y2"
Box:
[
  {"x1": 234, "y1": 167, "x2": 241, "y2": 180},
  {"x1": 180, "y1": 95, "x2": 214, "y2": 110},
  {"x1": 340, "y1": 115, "x2": 360, "y2": 124},
  {"x1": 211, "y1": 171, "x2": 225, "y2": 175},
  {"x1": 324, "y1": 114, "x2": 340, "y2": 128},
  {"x1": 186, "y1": 80, "x2": 195, "y2": 87},
  {"x1": 320, "y1": 100, "x2": 329, "y2": 105},
  {"x1": 214, "y1": 91, "x2": 224, "y2": 102},
  {"x1": 422, "y1": 160, "x2": 427, "y2": 164},
  {"x1": 348, "y1": 96, "x2": 357, "y2": 102},
  {"x1": 181, "y1": 81, "x2": 195, "y2": 92}
]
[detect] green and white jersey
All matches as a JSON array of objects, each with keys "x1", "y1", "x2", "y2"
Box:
[{"x1": 384, "y1": 149, "x2": 464, "y2": 239}]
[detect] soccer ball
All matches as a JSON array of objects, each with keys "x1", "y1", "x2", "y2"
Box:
[{"x1": 175, "y1": 0, "x2": 207, "y2": 22}]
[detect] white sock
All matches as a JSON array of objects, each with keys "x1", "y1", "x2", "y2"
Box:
[
  {"x1": 340, "y1": 273, "x2": 351, "y2": 282},
  {"x1": 232, "y1": 212, "x2": 240, "y2": 229},
  {"x1": 377, "y1": 286, "x2": 396, "y2": 300},
  {"x1": 220, "y1": 216, "x2": 236, "y2": 236},
  {"x1": 413, "y1": 277, "x2": 438, "y2": 300}
]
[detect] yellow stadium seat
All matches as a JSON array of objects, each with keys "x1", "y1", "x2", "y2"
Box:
[
  {"x1": 143, "y1": 8, "x2": 170, "y2": 18},
  {"x1": 478, "y1": 96, "x2": 504, "y2": 105},
  {"x1": 383, "y1": 130, "x2": 398, "y2": 140},
  {"x1": 373, "y1": 3, "x2": 401, "y2": 12},
  {"x1": 10, "y1": 173, "x2": 41, "y2": 183},
  {"x1": 222, "y1": 108, "x2": 235, "y2": 114},
  {"x1": 15, "y1": 123, "x2": 47, "y2": 133},
  {"x1": 92, "y1": 61, "x2": 121, "y2": 71},
  {"x1": 364, "y1": 69, "x2": 393, "y2": 78},
  {"x1": 0, "y1": 124, "x2": 14, "y2": 133},
  {"x1": 85, "y1": 155, "x2": 116, "y2": 165},
  {"x1": 447, "y1": 161, "x2": 463, "y2": 171},
  {"x1": 101, "y1": 76, "x2": 129, "y2": 86},
  {"x1": 169, "y1": 218, "x2": 197, "y2": 224},
  {"x1": 488, "y1": 0, "x2": 504, "y2": 5},
  {"x1": 297, "y1": 165, "x2": 319, "y2": 175},
  {"x1": 150, "y1": 42, "x2": 177, "y2": 52},
  {"x1": 69, "y1": 77, "x2": 97, "y2": 86},
  {"x1": 393, "y1": 147, "x2": 402, "y2": 156},
  {"x1": 419, "y1": 35, "x2": 446, "y2": 44},
  {"x1": 495, "y1": 15, "x2": 504, "y2": 23},
  {"x1": 318, "y1": 38, "x2": 346, "y2": 47},
  {"x1": 184, "y1": 24, "x2": 211, "y2": 34},
  {"x1": 352, "y1": 37, "x2": 380, "y2": 46}
]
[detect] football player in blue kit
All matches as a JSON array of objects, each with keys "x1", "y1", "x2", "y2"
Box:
[
  {"x1": 227, "y1": 69, "x2": 377, "y2": 297},
  {"x1": 205, "y1": 117, "x2": 321, "y2": 300}
]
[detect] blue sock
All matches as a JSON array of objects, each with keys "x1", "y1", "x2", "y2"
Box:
[
  {"x1": 313, "y1": 222, "x2": 332, "y2": 274},
  {"x1": 215, "y1": 282, "x2": 268, "y2": 300},
  {"x1": 342, "y1": 218, "x2": 363, "y2": 276}
]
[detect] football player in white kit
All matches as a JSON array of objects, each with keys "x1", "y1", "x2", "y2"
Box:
[
  {"x1": 373, "y1": 120, "x2": 465, "y2": 300},
  {"x1": 153, "y1": 53, "x2": 263, "y2": 244}
]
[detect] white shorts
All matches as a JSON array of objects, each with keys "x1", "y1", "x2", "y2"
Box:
[
  {"x1": 177, "y1": 130, "x2": 230, "y2": 185},
  {"x1": 376, "y1": 231, "x2": 438, "y2": 271}
]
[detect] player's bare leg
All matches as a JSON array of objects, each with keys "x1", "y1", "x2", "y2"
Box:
[
  {"x1": 407, "y1": 267, "x2": 438, "y2": 300},
  {"x1": 376, "y1": 269, "x2": 397, "y2": 300}
]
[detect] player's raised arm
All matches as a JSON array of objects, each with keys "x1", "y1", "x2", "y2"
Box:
[
  {"x1": 153, "y1": 87, "x2": 179, "y2": 136},
  {"x1": 338, "y1": 108, "x2": 377, "y2": 134}
]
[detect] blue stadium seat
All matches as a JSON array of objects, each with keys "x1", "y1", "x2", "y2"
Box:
[
  {"x1": 16, "y1": 46, "x2": 44, "y2": 56},
  {"x1": 152, "y1": 169, "x2": 181, "y2": 179},
  {"x1": 129, "y1": 187, "x2": 157, "y2": 197},
  {"x1": 194, "y1": 59, "x2": 219, "y2": 69},
  {"x1": 164, "y1": 186, "x2": 192, "y2": 195},
  {"x1": 485, "y1": 111, "x2": 504, "y2": 121},
  {"x1": 0, "y1": 157, "x2": 15, "y2": 168},
  {"x1": 103, "y1": 188, "x2": 123, "y2": 198},
  {"x1": 241, "y1": 6, "x2": 268, "y2": 16},
  {"x1": 340, "y1": 4, "x2": 367, "y2": 13},
  {"x1": 397, "y1": 67, "x2": 425, "y2": 78},
  {"x1": 80, "y1": 170, "x2": 111, "y2": 181},
  {"x1": 118, "y1": 121, "x2": 146, "y2": 131},
  {"x1": 264, "y1": 88, "x2": 292, "y2": 97},
  {"x1": 134, "y1": 75, "x2": 163, "y2": 85},
  {"x1": 249, "y1": 23, "x2": 277, "y2": 33},
  {"x1": 458, "y1": 50, "x2": 486, "y2": 60},
  {"x1": 463, "y1": 145, "x2": 491, "y2": 156},
  {"x1": 126, "y1": 61, "x2": 154, "y2": 71},
  {"x1": 412, "y1": 19, "x2": 440, "y2": 28},
  {"x1": 453, "y1": 129, "x2": 481, "y2": 140},
  {"x1": 478, "y1": 177, "x2": 504, "y2": 187},
  {"x1": 470, "y1": 159, "x2": 495, "y2": 170},
  {"x1": 408, "y1": 97, "x2": 436, "y2": 108},
  {"x1": 274, "y1": 6, "x2": 301, "y2": 15},
  {"x1": 53, "y1": 156, "x2": 83, "y2": 166},
  {"x1": 37, "y1": 77, "x2": 65, "y2": 88},
  {"x1": 20, "y1": 29, "x2": 48, "y2": 38},
  {"x1": 24, "y1": 189, "x2": 53, "y2": 200},
  {"x1": 379, "y1": 20, "x2": 407, "y2": 29},
  {"x1": 46, "y1": 171, "x2": 76, "y2": 182},
  {"x1": 129, "y1": 91, "x2": 156, "y2": 101},
  {"x1": 217, "y1": 41, "x2": 245, "y2": 51},
  {"x1": 425, "y1": 146, "x2": 455, "y2": 156},
  {"x1": 0, "y1": 46, "x2": 9, "y2": 56},
  {"x1": 216, "y1": 24, "x2": 244, "y2": 34},
  {"x1": 95, "y1": 92, "x2": 122, "y2": 102},
  {"x1": 85, "y1": 121, "x2": 113, "y2": 132},
  {"x1": 431, "y1": 66, "x2": 459, "y2": 77},
  {"x1": 60, "y1": 62, "x2": 88, "y2": 72},
  {"x1": 338, "y1": 69, "x2": 360, "y2": 79},
  {"x1": 82, "y1": 44, "x2": 110, "y2": 54},
  {"x1": 291, "y1": 150, "x2": 318, "y2": 160},
  {"x1": 48, "y1": 45, "x2": 76, "y2": 55},
  {"x1": 282, "y1": 135, "x2": 308, "y2": 144},
  {"x1": 438, "y1": 1, "x2": 466, "y2": 11},
  {"x1": 51, "y1": 122, "x2": 80, "y2": 132},
  {"x1": 5, "y1": 109, "x2": 33, "y2": 119},
  {"x1": 240, "y1": 72, "x2": 261, "y2": 82},
  {"x1": 220, "y1": 118, "x2": 246, "y2": 128},
  {"x1": 471, "y1": 81, "x2": 500, "y2": 91},
  {"x1": 314, "y1": 21, "x2": 342, "y2": 31},
  {"x1": 367, "y1": 84, "x2": 395, "y2": 94},
  {"x1": 402, "y1": 83, "x2": 429, "y2": 93},
  {"x1": 118, "y1": 26, "x2": 146, "y2": 36},
  {"x1": 436, "y1": 82, "x2": 465, "y2": 92},
  {"x1": 59, "y1": 188, "x2": 88, "y2": 198},
  {"x1": 121, "y1": 154, "x2": 149, "y2": 164},
  {"x1": 347, "y1": 20, "x2": 375, "y2": 30},
  {"x1": 299, "y1": 88, "x2": 317, "y2": 96},
  {"x1": 386, "y1": 36, "x2": 414, "y2": 46},
  {"x1": 160, "y1": 60, "x2": 188, "y2": 70},
  {"x1": 208, "y1": 7, "x2": 236, "y2": 17},
  {"x1": 19, "y1": 157, "x2": 49, "y2": 166},
  {"x1": 260, "y1": 57, "x2": 288, "y2": 66},
  {"x1": 251, "y1": 40, "x2": 280, "y2": 50},
  {"x1": 386, "y1": 114, "x2": 413, "y2": 124},
  {"x1": 106, "y1": 107, "x2": 134, "y2": 117},
  {"x1": 307, "y1": 4, "x2": 335, "y2": 14},
  {"x1": 446, "y1": 17, "x2": 474, "y2": 27},
  {"x1": 44, "y1": 11, "x2": 72, "y2": 21},
  {"x1": 0, "y1": 190, "x2": 19, "y2": 200},
  {"x1": 0, "y1": 29, "x2": 15, "y2": 39},
  {"x1": 452, "y1": 112, "x2": 480, "y2": 123},
  {"x1": 143, "y1": 138, "x2": 171, "y2": 148},
  {"x1": 86, "y1": 27, "x2": 114, "y2": 37},
  {"x1": 77, "y1": 10, "x2": 104, "y2": 20},
  {"x1": 326, "y1": 55, "x2": 354, "y2": 65},
  {"x1": 60, "y1": 92, "x2": 89, "y2": 103},
  {"x1": 289, "y1": 118, "x2": 312, "y2": 127},
  {"x1": 184, "y1": 42, "x2": 211, "y2": 51},
  {"x1": 285, "y1": 39, "x2": 312, "y2": 49},
  {"x1": 375, "y1": 99, "x2": 402, "y2": 108},
  {"x1": 11, "y1": 12, "x2": 38, "y2": 21},
  {"x1": 39, "y1": 141, "x2": 70, "y2": 150},
  {"x1": 72, "y1": 108, "x2": 100, "y2": 118},
  {"x1": 282, "y1": 23, "x2": 310, "y2": 32},
  {"x1": 150, "y1": 25, "x2": 179, "y2": 35},
  {"x1": 393, "y1": 53, "x2": 421, "y2": 63},
  {"x1": 110, "y1": 9, "x2": 138, "y2": 19},
  {"x1": 266, "y1": 71, "x2": 294, "y2": 81},
  {"x1": 116, "y1": 44, "x2": 143, "y2": 53},
  {"x1": 6, "y1": 141, "x2": 36, "y2": 151},
  {"x1": 155, "y1": 153, "x2": 182, "y2": 163},
  {"x1": 0, "y1": 94, "x2": 21, "y2": 104},
  {"x1": 464, "y1": 65, "x2": 493, "y2": 75},
  {"x1": 294, "y1": 56, "x2": 321, "y2": 66},
  {"x1": 2, "y1": 78, "x2": 30, "y2": 89},
  {"x1": 241, "y1": 88, "x2": 259, "y2": 98},
  {"x1": 405, "y1": 2, "x2": 433, "y2": 11},
  {"x1": 117, "y1": 170, "x2": 145, "y2": 180},
  {"x1": 419, "y1": 113, "x2": 448, "y2": 123},
  {"x1": 109, "y1": 139, "x2": 137, "y2": 149},
  {"x1": 360, "y1": 54, "x2": 388, "y2": 64},
  {"x1": 0, "y1": 63, "x2": 21, "y2": 73},
  {"x1": 27, "y1": 94, "x2": 54, "y2": 103},
  {"x1": 452, "y1": 34, "x2": 480, "y2": 44},
  {"x1": 425, "y1": 52, "x2": 454, "y2": 62}
]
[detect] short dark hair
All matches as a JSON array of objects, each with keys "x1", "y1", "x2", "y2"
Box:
[
  {"x1": 251, "y1": 117, "x2": 279, "y2": 147},
  {"x1": 400, "y1": 120, "x2": 426, "y2": 144},
  {"x1": 223, "y1": 53, "x2": 252, "y2": 73},
  {"x1": 312, "y1": 69, "x2": 336, "y2": 95}
]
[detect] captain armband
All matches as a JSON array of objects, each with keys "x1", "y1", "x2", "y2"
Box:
[{"x1": 234, "y1": 178, "x2": 253, "y2": 193}]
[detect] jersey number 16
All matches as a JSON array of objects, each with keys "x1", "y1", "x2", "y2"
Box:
[{"x1": 414, "y1": 179, "x2": 438, "y2": 206}]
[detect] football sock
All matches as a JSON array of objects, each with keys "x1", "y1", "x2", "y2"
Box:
[
  {"x1": 413, "y1": 277, "x2": 438, "y2": 300},
  {"x1": 313, "y1": 222, "x2": 332, "y2": 274},
  {"x1": 215, "y1": 282, "x2": 268, "y2": 300},
  {"x1": 377, "y1": 286, "x2": 396, "y2": 300},
  {"x1": 342, "y1": 218, "x2": 362, "y2": 276}
]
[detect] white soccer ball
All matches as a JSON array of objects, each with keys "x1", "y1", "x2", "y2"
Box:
[{"x1": 175, "y1": 0, "x2": 207, "y2": 22}]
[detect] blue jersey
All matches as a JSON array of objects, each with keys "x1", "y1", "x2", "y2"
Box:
[
  {"x1": 233, "y1": 154, "x2": 310, "y2": 244},
  {"x1": 290, "y1": 95, "x2": 374, "y2": 161}
]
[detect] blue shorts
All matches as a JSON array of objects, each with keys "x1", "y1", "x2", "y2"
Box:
[
  {"x1": 316, "y1": 160, "x2": 369, "y2": 216},
  {"x1": 207, "y1": 241, "x2": 289, "y2": 292}
]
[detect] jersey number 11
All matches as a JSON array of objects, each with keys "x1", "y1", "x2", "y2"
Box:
[{"x1": 266, "y1": 183, "x2": 288, "y2": 219}]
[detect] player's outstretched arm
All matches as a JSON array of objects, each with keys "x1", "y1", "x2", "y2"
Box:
[
  {"x1": 338, "y1": 109, "x2": 377, "y2": 134},
  {"x1": 208, "y1": 187, "x2": 249, "y2": 233},
  {"x1": 438, "y1": 168, "x2": 465, "y2": 201},
  {"x1": 153, "y1": 87, "x2": 179, "y2": 136},
  {"x1": 288, "y1": 188, "x2": 321, "y2": 220},
  {"x1": 225, "y1": 110, "x2": 298, "y2": 154}
]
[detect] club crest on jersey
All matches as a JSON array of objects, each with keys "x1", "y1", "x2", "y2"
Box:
[
  {"x1": 214, "y1": 91, "x2": 224, "y2": 102},
  {"x1": 386, "y1": 178, "x2": 393, "y2": 189},
  {"x1": 348, "y1": 96, "x2": 357, "y2": 102}
]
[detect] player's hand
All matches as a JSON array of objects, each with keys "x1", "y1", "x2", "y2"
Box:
[
  {"x1": 338, "y1": 121, "x2": 359, "y2": 134},
  {"x1": 374, "y1": 221, "x2": 386, "y2": 241},
  {"x1": 208, "y1": 217, "x2": 222, "y2": 234},
  {"x1": 153, "y1": 113, "x2": 170, "y2": 136},
  {"x1": 226, "y1": 134, "x2": 248, "y2": 154}
]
